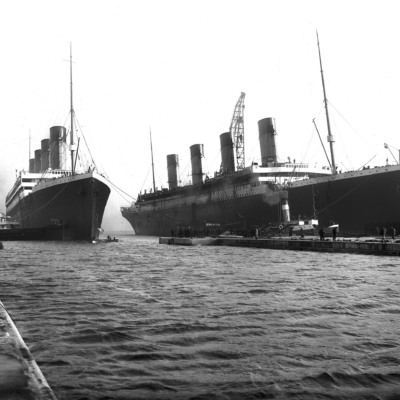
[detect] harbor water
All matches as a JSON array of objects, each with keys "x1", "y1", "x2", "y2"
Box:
[{"x1": 1, "y1": 234, "x2": 400, "y2": 399}]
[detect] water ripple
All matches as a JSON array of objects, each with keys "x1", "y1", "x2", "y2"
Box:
[{"x1": 1, "y1": 235, "x2": 400, "y2": 399}]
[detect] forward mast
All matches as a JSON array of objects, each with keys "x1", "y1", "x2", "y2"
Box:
[
  {"x1": 69, "y1": 43, "x2": 77, "y2": 174},
  {"x1": 317, "y1": 32, "x2": 336, "y2": 174}
]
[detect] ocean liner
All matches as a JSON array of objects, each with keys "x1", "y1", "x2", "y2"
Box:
[
  {"x1": 4, "y1": 49, "x2": 110, "y2": 241},
  {"x1": 121, "y1": 37, "x2": 400, "y2": 237},
  {"x1": 121, "y1": 114, "x2": 331, "y2": 236}
]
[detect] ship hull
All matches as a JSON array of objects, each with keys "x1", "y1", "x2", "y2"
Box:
[
  {"x1": 122, "y1": 178, "x2": 286, "y2": 236},
  {"x1": 122, "y1": 165, "x2": 400, "y2": 237},
  {"x1": 288, "y1": 165, "x2": 400, "y2": 236},
  {"x1": 6, "y1": 172, "x2": 110, "y2": 241}
]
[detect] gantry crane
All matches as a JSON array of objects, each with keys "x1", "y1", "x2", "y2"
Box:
[{"x1": 229, "y1": 92, "x2": 246, "y2": 171}]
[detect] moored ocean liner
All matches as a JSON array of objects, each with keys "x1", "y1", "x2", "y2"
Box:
[
  {"x1": 121, "y1": 37, "x2": 400, "y2": 237},
  {"x1": 4, "y1": 49, "x2": 110, "y2": 241},
  {"x1": 121, "y1": 114, "x2": 331, "y2": 236}
]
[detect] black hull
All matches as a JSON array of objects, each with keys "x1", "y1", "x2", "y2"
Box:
[
  {"x1": 122, "y1": 165, "x2": 400, "y2": 237},
  {"x1": 6, "y1": 173, "x2": 110, "y2": 241},
  {"x1": 122, "y1": 178, "x2": 286, "y2": 236},
  {"x1": 122, "y1": 197, "x2": 283, "y2": 236},
  {"x1": 0, "y1": 225, "x2": 65, "y2": 241},
  {"x1": 288, "y1": 165, "x2": 400, "y2": 235}
]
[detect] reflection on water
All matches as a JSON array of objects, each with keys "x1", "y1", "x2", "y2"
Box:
[{"x1": 1, "y1": 234, "x2": 400, "y2": 399}]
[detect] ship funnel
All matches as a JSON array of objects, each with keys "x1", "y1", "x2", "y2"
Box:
[
  {"x1": 41, "y1": 138, "x2": 50, "y2": 171},
  {"x1": 34, "y1": 149, "x2": 42, "y2": 173},
  {"x1": 281, "y1": 198, "x2": 290, "y2": 223},
  {"x1": 167, "y1": 154, "x2": 180, "y2": 189},
  {"x1": 258, "y1": 117, "x2": 279, "y2": 166},
  {"x1": 220, "y1": 132, "x2": 235, "y2": 173},
  {"x1": 190, "y1": 144, "x2": 204, "y2": 185},
  {"x1": 49, "y1": 126, "x2": 67, "y2": 170},
  {"x1": 29, "y1": 158, "x2": 35, "y2": 173}
]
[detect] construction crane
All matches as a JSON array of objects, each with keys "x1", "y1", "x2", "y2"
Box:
[
  {"x1": 384, "y1": 143, "x2": 400, "y2": 164},
  {"x1": 229, "y1": 92, "x2": 246, "y2": 171}
]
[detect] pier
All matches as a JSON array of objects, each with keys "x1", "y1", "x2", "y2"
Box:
[
  {"x1": 0, "y1": 301, "x2": 57, "y2": 399},
  {"x1": 159, "y1": 236, "x2": 400, "y2": 256},
  {"x1": 159, "y1": 237, "x2": 217, "y2": 246}
]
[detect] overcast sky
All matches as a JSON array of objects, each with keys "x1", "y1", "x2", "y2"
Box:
[{"x1": 1, "y1": 0, "x2": 399, "y2": 232}]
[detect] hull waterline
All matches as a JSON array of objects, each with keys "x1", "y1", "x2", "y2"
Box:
[{"x1": 6, "y1": 172, "x2": 110, "y2": 241}]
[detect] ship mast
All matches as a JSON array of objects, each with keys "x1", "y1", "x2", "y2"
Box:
[
  {"x1": 29, "y1": 129, "x2": 31, "y2": 166},
  {"x1": 150, "y1": 128, "x2": 156, "y2": 193},
  {"x1": 70, "y1": 43, "x2": 76, "y2": 175},
  {"x1": 317, "y1": 32, "x2": 337, "y2": 174}
]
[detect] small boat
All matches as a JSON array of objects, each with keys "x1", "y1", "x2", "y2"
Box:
[
  {"x1": 289, "y1": 219, "x2": 319, "y2": 236},
  {"x1": 91, "y1": 237, "x2": 119, "y2": 244}
]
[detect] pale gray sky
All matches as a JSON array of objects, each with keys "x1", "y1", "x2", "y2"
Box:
[{"x1": 1, "y1": 0, "x2": 399, "y2": 231}]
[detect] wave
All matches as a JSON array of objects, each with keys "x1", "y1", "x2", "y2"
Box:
[{"x1": 2, "y1": 238, "x2": 400, "y2": 399}]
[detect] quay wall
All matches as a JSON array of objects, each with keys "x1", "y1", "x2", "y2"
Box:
[
  {"x1": 159, "y1": 236, "x2": 400, "y2": 256},
  {"x1": 0, "y1": 300, "x2": 57, "y2": 399},
  {"x1": 215, "y1": 238, "x2": 400, "y2": 256}
]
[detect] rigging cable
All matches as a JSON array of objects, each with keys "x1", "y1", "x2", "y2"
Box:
[
  {"x1": 101, "y1": 176, "x2": 136, "y2": 204},
  {"x1": 74, "y1": 115, "x2": 98, "y2": 171},
  {"x1": 63, "y1": 110, "x2": 98, "y2": 171},
  {"x1": 140, "y1": 165, "x2": 152, "y2": 193},
  {"x1": 357, "y1": 154, "x2": 376, "y2": 170}
]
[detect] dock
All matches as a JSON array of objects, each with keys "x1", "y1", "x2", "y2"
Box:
[
  {"x1": 0, "y1": 300, "x2": 57, "y2": 399},
  {"x1": 159, "y1": 236, "x2": 400, "y2": 256},
  {"x1": 159, "y1": 237, "x2": 217, "y2": 246}
]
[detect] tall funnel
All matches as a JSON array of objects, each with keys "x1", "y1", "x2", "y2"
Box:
[
  {"x1": 49, "y1": 126, "x2": 67, "y2": 170},
  {"x1": 167, "y1": 154, "x2": 180, "y2": 189},
  {"x1": 258, "y1": 117, "x2": 279, "y2": 166},
  {"x1": 220, "y1": 132, "x2": 235, "y2": 173},
  {"x1": 190, "y1": 144, "x2": 204, "y2": 185},
  {"x1": 41, "y1": 138, "x2": 50, "y2": 171},
  {"x1": 34, "y1": 149, "x2": 42, "y2": 173}
]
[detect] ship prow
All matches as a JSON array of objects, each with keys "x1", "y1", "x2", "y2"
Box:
[
  {"x1": 4, "y1": 47, "x2": 111, "y2": 241},
  {"x1": 5, "y1": 169, "x2": 110, "y2": 241}
]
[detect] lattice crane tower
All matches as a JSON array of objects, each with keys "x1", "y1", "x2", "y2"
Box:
[{"x1": 229, "y1": 92, "x2": 246, "y2": 171}]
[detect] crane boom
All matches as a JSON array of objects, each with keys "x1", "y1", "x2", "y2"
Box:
[
  {"x1": 230, "y1": 92, "x2": 246, "y2": 171},
  {"x1": 384, "y1": 143, "x2": 400, "y2": 164}
]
